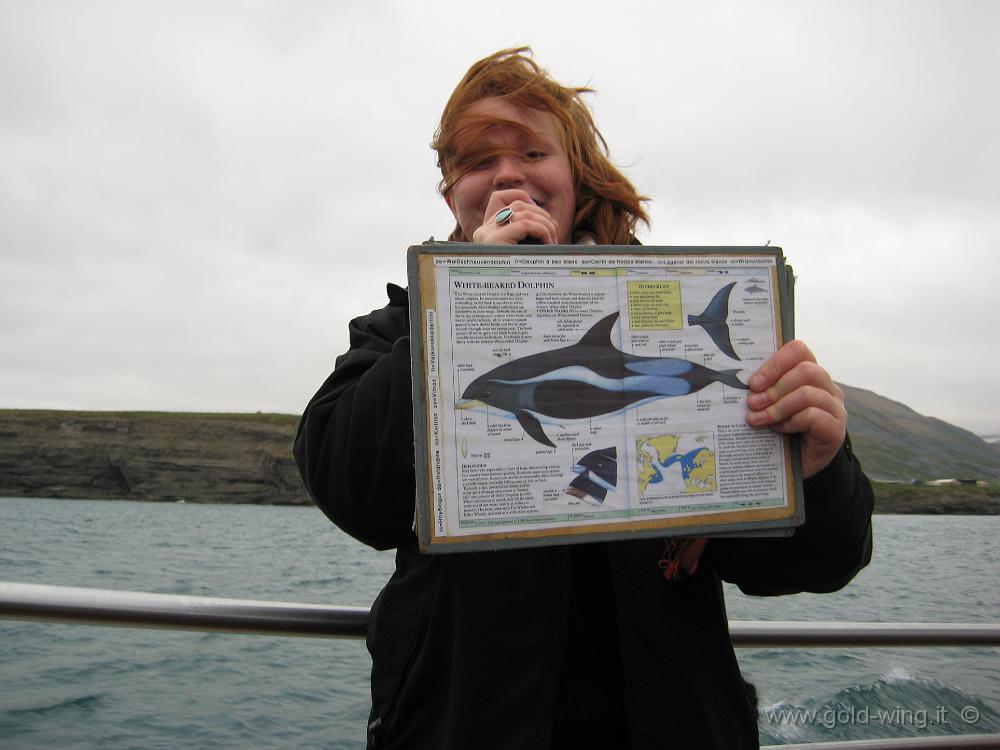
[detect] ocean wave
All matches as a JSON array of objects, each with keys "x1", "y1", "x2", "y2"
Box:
[
  {"x1": 760, "y1": 671, "x2": 1000, "y2": 744},
  {"x1": 1, "y1": 693, "x2": 105, "y2": 717}
]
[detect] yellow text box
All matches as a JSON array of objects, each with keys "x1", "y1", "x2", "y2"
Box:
[{"x1": 627, "y1": 280, "x2": 682, "y2": 330}]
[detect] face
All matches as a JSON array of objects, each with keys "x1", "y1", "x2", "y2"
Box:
[{"x1": 444, "y1": 98, "x2": 576, "y2": 244}]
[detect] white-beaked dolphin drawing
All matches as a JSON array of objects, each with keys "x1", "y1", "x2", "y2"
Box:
[{"x1": 457, "y1": 312, "x2": 747, "y2": 447}]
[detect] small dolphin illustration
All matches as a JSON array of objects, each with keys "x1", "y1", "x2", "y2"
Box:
[
  {"x1": 567, "y1": 446, "x2": 618, "y2": 503},
  {"x1": 745, "y1": 284, "x2": 767, "y2": 295},
  {"x1": 687, "y1": 282, "x2": 740, "y2": 360},
  {"x1": 459, "y1": 313, "x2": 746, "y2": 447}
]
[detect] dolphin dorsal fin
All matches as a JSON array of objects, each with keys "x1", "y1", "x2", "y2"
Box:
[{"x1": 577, "y1": 312, "x2": 620, "y2": 347}]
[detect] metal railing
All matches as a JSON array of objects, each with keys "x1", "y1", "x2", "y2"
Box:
[
  {"x1": 2, "y1": 581, "x2": 999, "y2": 750},
  {"x1": 0, "y1": 582, "x2": 369, "y2": 638},
  {"x1": 3, "y1": 582, "x2": 999, "y2": 646}
]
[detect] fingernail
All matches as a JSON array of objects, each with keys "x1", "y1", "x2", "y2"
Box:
[{"x1": 748, "y1": 374, "x2": 765, "y2": 391}]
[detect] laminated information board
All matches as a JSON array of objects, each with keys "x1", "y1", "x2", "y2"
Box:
[{"x1": 408, "y1": 244, "x2": 802, "y2": 553}]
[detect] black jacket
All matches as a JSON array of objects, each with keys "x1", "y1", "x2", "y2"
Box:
[{"x1": 294, "y1": 283, "x2": 874, "y2": 750}]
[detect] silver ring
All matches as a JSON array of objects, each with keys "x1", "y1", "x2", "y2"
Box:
[{"x1": 494, "y1": 207, "x2": 513, "y2": 225}]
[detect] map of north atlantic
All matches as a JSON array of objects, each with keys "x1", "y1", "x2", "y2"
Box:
[{"x1": 636, "y1": 433, "x2": 717, "y2": 496}]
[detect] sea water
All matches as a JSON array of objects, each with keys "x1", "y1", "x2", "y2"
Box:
[{"x1": 1, "y1": 498, "x2": 997, "y2": 748}]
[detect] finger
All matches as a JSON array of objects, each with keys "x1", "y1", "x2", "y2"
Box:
[
  {"x1": 509, "y1": 217, "x2": 558, "y2": 244},
  {"x1": 472, "y1": 213, "x2": 558, "y2": 245},
  {"x1": 746, "y1": 360, "x2": 838, "y2": 412},
  {"x1": 763, "y1": 405, "x2": 845, "y2": 442},
  {"x1": 746, "y1": 383, "x2": 846, "y2": 428},
  {"x1": 504, "y1": 198, "x2": 556, "y2": 223},
  {"x1": 759, "y1": 405, "x2": 846, "y2": 478},
  {"x1": 748, "y1": 340, "x2": 816, "y2": 392},
  {"x1": 483, "y1": 189, "x2": 534, "y2": 218}
]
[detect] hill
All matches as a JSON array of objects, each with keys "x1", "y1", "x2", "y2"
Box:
[{"x1": 841, "y1": 384, "x2": 1000, "y2": 482}]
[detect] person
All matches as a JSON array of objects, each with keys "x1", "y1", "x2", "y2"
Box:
[{"x1": 294, "y1": 47, "x2": 873, "y2": 750}]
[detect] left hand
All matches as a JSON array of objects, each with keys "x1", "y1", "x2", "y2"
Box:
[{"x1": 745, "y1": 340, "x2": 846, "y2": 479}]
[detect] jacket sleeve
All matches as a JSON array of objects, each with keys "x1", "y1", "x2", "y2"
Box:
[
  {"x1": 706, "y1": 438, "x2": 874, "y2": 595},
  {"x1": 293, "y1": 284, "x2": 418, "y2": 550}
]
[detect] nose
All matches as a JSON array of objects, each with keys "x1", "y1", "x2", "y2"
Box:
[{"x1": 491, "y1": 154, "x2": 525, "y2": 189}]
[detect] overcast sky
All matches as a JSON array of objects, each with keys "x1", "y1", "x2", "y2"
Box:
[{"x1": 2, "y1": 0, "x2": 997, "y2": 435}]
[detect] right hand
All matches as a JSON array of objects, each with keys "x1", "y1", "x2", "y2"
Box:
[{"x1": 470, "y1": 189, "x2": 560, "y2": 245}]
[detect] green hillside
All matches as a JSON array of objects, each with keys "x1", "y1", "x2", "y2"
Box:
[{"x1": 842, "y1": 384, "x2": 1000, "y2": 482}]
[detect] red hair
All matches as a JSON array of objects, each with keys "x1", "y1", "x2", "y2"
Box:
[{"x1": 432, "y1": 47, "x2": 649, "y2": 245}]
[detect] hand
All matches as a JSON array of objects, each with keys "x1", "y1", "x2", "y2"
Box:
[
  {"x1": 470, "y1": 189, "x2": 560, "y2": 245},
  {"x1": 745, "y1": 340, "x2": 847, "y2": 479}
]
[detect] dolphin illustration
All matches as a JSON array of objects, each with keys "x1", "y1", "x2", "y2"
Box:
[
  {"x1": 687, "y1": 282, "x2": 740, "y2": 360},
  {"x1": 566, "y1": 446, "x2": 618, "y2": 503},
  {"x1": 459, "y1": 312, "x2": 747, "y2": 447},
  {"x1": 745, "y1": 284, "x2": 767, "y2": 295}
]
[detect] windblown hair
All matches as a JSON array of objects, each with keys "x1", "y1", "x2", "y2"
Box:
[{"x1": 432, "y1": 47, "x2": 649, "y2": 245}]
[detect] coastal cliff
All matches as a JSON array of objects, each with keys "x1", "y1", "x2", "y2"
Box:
[{"x1": 0, "y1": 410, "x2": 309, "y2": 505}]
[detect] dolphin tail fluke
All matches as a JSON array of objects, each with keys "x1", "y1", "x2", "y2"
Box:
[
  {"x1": 714, "y1": 368, "x2": 748, "y2": 391},
  {"x1": 688, "y1": 282, "x2": 740, "y2": 360},
  {"x1": 516, "y1": 411, "x2": 556, "y2": 448},
  {"x1": 698, "y1": 320, "x2": 740, "y2": 360}
]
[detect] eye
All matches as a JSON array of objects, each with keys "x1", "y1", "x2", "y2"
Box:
[
  {"x1": 525, "y1": 149, "x2": 545, "y2": 160},
  {"x1": 471, "y1": 155, "x2": 496, "y2": 170}
]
